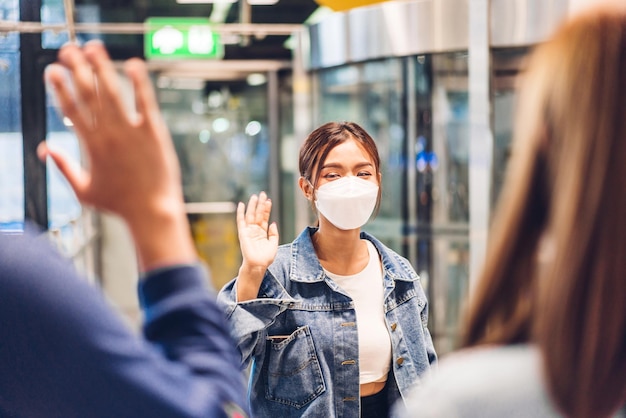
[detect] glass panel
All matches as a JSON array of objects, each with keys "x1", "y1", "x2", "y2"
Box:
[
  {"x1": 412, "y1": 53, "x2": 470, "y2": 355},
  {"x1": 46, "y1": 79, "x2": 98, "y2": 281},
  {"x1": 315, "y1": 58, "x2": 405, "y2": 252},
  {"x1": 0, "y1": 0, "x2": 19, "y2": 51},
  {"x1": 40, "y1": 1, "x2": 219, "y2": 52},
  {"x1": 0, "y1": 2, "x2": 20, "y2": 231},
  {"x1": 41, "y1": 0, "x2": 104, "y2": 48},
  {"x1": 313, "y1": 53, "x2": 470, "y2": 355},
  {"x1": 46, "y1": 86, "x2": 81, "y2": 225},
  {"x1": 0, "y1": 49, "x2": 22, "y2": 231},
  {"x1": 159, "y1": 77, "x2": 269, "y2": 289},
  {"x1": 278, "y1": 72, "x2": 296, "y2": 242},
  {"x1": 430, "y1": 237, "x2": 469, "y2": 354},
  {"x1": 492, "y1": 47, "x2": 531, "y2": 207}
]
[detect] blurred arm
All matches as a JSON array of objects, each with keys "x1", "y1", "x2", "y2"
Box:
[
  {"x1": 0, "y1": 231, "x2": 247, "y2": 418},
  {"x1": 9, "y1": 41, "x2": 250, "y2": 417},
  {"x1": 40, "y1": 41, "x2": 195, "y2": 272}
]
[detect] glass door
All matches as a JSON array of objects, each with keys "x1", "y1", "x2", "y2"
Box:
[
  {"x1": 314, "y1": 58, "x2": 405, "y2": 251},
  {"x1": 156, "y1": 75, "x2": 272, "y2": 290},
  {"x1": 410, "y1": 53, "x2": 470, "y2": 354},
  {"x1": 313, "y1": 53, "x2": 470, "y2": 354}
]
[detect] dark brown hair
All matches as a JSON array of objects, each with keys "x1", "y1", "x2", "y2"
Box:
[
  {"x1": 461, "y1": 5, "x2": 626, "y2": 417},
  {"x1": 299, "y1": 121, "x2": 382, "y2": 212}
]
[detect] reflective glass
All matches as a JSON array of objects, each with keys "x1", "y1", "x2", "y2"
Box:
[
  {"x1": 0, "y1": 0, "x2": 19, "y2": 51},
  {"x1": 314, "y1": 53, "x2": 470, "y2": 354},
  {"x1": 0, "y1": 3, "x2": 20, "y2": 231},
  {"x1": 45, "y1": 81, "x2": 80, "y2": 229},
  {"x1": 46, "y1": 75, "x2": 99, "y2": 281},
  {"x1": 0, "y1": 49, "x2": 22, "y2": 230},
  {"x1": 492, "y1": 47, "x2": 531, "y2": 207},
  {"x1": 316, "y1": 58, "x2": 405, "y2": 252},
  {"x1": 159, "y1": 79, "x2": 269, "y2": 289},
  {"x1": 41, "y1": 0, "x2": 114, "y2": 49},
  {"x1": 412, "y1": 53, "x2": 470, "y2": 355},
  {"x1": 278, "y1": 72, "x2": 297, "y2": 242}
]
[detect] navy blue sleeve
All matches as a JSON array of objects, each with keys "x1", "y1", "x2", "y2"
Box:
[{"x1": 0, "y1": 230, "x2": 248, "y2": 418}]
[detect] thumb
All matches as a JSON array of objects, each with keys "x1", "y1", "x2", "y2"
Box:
[{"x1": 38, "y1": 141, "x2": 89, "y2": 201}]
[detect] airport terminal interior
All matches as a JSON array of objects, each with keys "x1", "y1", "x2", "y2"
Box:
[{"x1": 0, "y1": 0, "x2": 594, "y2": 354}]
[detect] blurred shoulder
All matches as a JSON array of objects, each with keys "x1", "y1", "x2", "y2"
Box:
[
  {"x1": 0, "y1": 226, "x2": 69, "y2": 273},
  {"x1": 397, "y1": 344, "x2": 564, "y2": 418}
]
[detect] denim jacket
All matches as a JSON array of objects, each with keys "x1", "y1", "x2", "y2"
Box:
[{"x1": 218, "y1": 227, "x2": 437, "y2": 418}]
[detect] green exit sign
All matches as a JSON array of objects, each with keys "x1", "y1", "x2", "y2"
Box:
[{"x1": 144, "y1": 18, "x2": 224, "y2": 60}]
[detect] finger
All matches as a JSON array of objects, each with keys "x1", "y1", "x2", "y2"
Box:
[
  {"x1": 268, "y1": 222, "x2": 279, "y2": 246},
  {"x1": 39, "y1": 142, "x2": 90, "y2": 201},
  {"x1": 245, "y1": 194, "x2": 259, "y2": 226},
  {"x1": 82, "y1": 41, "x2": 128, "y2": 125},
  {"x1": 57, "y1": 43, "x2": 99, "y2": 120},
  {"x1": 36, "y1": 141, "x2": 50, "y2": 162},
  {"x1": 124, "y1": 58, "x2": 161, "y2": 129},
  {"x1": 255, "y1": 191, "x2": 269, "y2": 226},
  {"x1": 236, "y1": 202, "x2": 247, "y2": 232},
  {"x1": 45, "y1": 64, "x2": 93, "y2": 139}
]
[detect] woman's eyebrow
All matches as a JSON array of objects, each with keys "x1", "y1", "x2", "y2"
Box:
[{"x1": 320, "y1": 162, "x2": 374, "y2": 170}]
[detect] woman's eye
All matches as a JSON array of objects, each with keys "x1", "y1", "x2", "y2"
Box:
[
  {"x1": 357, "y1": 172, "x2": 372, "y2": 177},
  {"x1": 324, "y1": 173, "x2": 340, "y2": 179}
]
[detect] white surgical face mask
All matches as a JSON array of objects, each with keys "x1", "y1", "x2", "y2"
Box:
[{"x1": 314, "y1": 176, "x2": 379, "y2": 230}]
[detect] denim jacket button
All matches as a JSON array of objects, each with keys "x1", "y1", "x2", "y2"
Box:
[
  {"x1": 390, "y1": 323, "x2": 397, "y2": 331},
  {"x1": 396, "y1": 357, "x2": 404, "y2": 366}
]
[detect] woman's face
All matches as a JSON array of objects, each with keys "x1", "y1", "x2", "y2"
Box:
[{"x1": 314, "y1": 137, "x2": 379, "y2": 189}]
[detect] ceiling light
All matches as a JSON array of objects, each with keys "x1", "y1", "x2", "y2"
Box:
[
  {"x1": 245, "y1": 121, "x2": 262, "y2": 136},
  {"x1": 213, "y1": 117, "x2": 230, "y2": 133},
  {"x1": 246, "y1": 73, "x2": 267, "y2": 86},
  {"x1": 199, "y1": 129, "x2": 211, "y2": 143}
]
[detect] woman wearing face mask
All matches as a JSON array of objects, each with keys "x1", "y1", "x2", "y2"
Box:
[{"x1": 218, "y1": 121, "x2": 437, "y2": 418}]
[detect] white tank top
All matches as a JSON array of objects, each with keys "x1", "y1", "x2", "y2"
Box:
[{"x1": 324, "y1": 240, "x2": 392, "y2": 384}]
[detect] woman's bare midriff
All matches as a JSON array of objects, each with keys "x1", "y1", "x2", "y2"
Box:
[{"x1": 360, "y1": 380, "x2": 386, "y2": 397}]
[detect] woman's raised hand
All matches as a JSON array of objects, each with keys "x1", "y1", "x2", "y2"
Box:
[{"x1": 235, "y1": 191, "x2": 279, "y2": 301}]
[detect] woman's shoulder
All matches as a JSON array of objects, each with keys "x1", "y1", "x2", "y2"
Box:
[{"x1": 397, "y1": 345, "x2": 563, "y2": 418}]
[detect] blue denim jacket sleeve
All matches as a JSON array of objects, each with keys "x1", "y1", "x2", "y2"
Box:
[{"x1": 217, "y1": 272, "x2": 295, "y2": 368}]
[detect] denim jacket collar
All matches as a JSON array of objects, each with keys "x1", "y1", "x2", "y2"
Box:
[{"x1": 288, "y1": 226, "x2": 419, "y2": 284}]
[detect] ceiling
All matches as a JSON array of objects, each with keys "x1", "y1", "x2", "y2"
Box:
[{"x1": 74, "y1": 0, "x2": 320, "y2": 61}]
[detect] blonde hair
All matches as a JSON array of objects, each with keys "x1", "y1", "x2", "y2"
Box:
[{"x1": 462, "y1": 5, "x2": 626, "y2": 417}]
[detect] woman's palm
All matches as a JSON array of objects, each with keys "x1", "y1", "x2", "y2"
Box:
[{"x1": 237, "y1": 192, "x2": 279, "y2": 269}]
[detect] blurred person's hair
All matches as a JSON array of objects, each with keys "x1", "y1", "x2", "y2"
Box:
[{"x1": 460, "y1": 4, "x2": 626, "y2": 418}]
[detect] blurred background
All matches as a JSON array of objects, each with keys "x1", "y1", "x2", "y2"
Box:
[{"x1": 0, "y1": 0, "x2": 592, "y2": 354}]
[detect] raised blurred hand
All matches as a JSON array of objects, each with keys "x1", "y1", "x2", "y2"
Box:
[
  {"x1": 40, "y1": 41, "x2": 196, "y2": 271},
  {"x1": 235, "y1": 191, "x2": 279, "y2": 301}
]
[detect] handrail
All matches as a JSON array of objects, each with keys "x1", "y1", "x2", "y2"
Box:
[
  {"x1": 0, "y1": 20, "x2": 303, "y2": 36},
  {"x1": 185, "y1": 201, "x2": 237, "y2": 214}
]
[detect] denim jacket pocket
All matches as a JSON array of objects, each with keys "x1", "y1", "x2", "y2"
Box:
[{"x1": 264, "y1": 325, "x2": 326, "y2": 408}]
